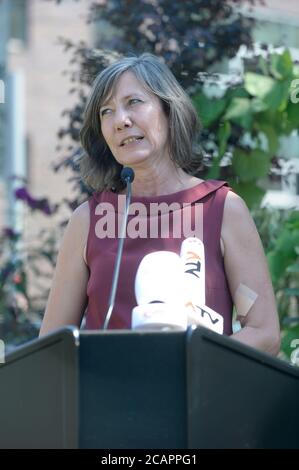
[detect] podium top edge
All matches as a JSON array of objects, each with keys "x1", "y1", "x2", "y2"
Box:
[
  {"x1": 190, "y1": 327, "x2": 299, "y2": 378},
  {"x1": 2, "y1": 326, "x2": 80, "y2": 364}
]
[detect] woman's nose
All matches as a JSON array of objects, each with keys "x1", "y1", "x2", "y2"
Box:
[{"x1": 114, "y1": 108, "x2": 132, "y2": 131}]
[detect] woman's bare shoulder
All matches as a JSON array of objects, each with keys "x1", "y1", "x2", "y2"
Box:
[
  {"x1": 221, "y1": 190, "x2": 258, "y2": 246},
  {"x1": 69, "y1": 200, "x2": 90, "y2": 229},
  {"x1": 72, "y1": 200, "x2": 90, "y2": 220},
  {"x1": 224, "y1": 190, "x2": 249, "y2": 215},
  {"x1": 63, "y1": 200, "x2": 90, "y2": 250},
  {"x1": 222, "y1": 190, "x2": 260, "y2": 251}
]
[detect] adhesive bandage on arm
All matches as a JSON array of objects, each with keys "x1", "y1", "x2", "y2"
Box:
[{"x1": 234, "y1": 283, "x2": 258, "y2": 317}]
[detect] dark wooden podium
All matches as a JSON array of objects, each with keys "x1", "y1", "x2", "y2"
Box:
[{"x1": 0, "y1": 326, "x2": 298, "y2": 448}]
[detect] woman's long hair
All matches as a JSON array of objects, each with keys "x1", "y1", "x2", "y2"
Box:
[{"x1": 80, "y1": 53, "x2": 202, "y2": 192}]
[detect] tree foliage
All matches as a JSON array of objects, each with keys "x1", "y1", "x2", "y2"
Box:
[
  {"x1": 50, "y1": 0, "x2": 260, "y2": 199},
  {"x1": 194, "y1": 49, "x2": 299, "y2": 206},
  {"x1": 88, "y1": 0, "x2": 258, "y2": 88}
]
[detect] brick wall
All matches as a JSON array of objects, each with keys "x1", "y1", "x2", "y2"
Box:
[{"x1": 5, "y1": 0, "x2": 93, "y2": 236}]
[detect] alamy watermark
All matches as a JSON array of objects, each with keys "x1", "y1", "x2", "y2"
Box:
[
  {"x1": 290, "y1": 79, "x2": 299, "y2": 104},
  {"x1": 0, "y1": 339, "x2": 5, "y2": 364},
  {"x1": 94, "y1": 198, "x2": 203, "y2": 239},
  {"x1": 290, "y1": 339, "x2": 299, "y2": 366},
  {"x1": 0, "y1": 79, "x2": 4, "y2": 104}
]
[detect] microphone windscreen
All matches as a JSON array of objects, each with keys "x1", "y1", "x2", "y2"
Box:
[
  {"x1": 121, "y1": 167, "x2": 135, "y2": 184},
  {"x1": 180, "y1": 237, "x2": 205, "y2": 306},
  {"x1": 135, "y1": 251, "x2": 184, "y2": 306}
]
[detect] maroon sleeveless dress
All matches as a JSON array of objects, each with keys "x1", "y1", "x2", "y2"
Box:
[{"x1": 85, "y1": 179, "x2": 233, "y2": 335}]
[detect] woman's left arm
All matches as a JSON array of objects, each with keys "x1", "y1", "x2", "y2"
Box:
[{"x1": 221, "y1": 191, "x2": 281, "y2": 355}]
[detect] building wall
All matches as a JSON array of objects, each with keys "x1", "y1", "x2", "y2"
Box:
[
  {"x1": 250, "y1": 0, "x2": 299, "y2": 23},
  {"x1": 0, "y1": 0, "x2": 10, "y2": 233},
  {"x1": 1, "y1": 0, "x2": 94, "y2": 307},
  {"x1": 2, "y1": 0, "x2": 93, "y2": 235}
]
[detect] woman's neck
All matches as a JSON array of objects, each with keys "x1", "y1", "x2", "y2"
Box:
[{"x1": 124, "y1": 165, "x2": 202, "y2": 197}]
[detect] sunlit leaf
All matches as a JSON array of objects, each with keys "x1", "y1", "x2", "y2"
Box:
[
  {"x1": 224, "y1": 98, "x2": 252, "y2": 129},
  {"x1": 270, "y1": 50, "x2": 293, "y2": 80},
  {"x1": 245, "y1": 73, "x2": 290, "y2": 110},
  {"x1": 245, "y1": 73, "x2": 276, "y2": 99}
]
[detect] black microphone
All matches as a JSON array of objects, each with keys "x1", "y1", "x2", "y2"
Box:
[{"x1": 102, "y1": 167, "x2": 135, "y2": 329}]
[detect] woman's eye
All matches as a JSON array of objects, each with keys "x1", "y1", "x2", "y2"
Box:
[
  {"x1": 129, "y1": 98, "x2": 141, "y2": 105},
  {"x1": 100, "y1": 108, "x2": 111, "y2": 117}
]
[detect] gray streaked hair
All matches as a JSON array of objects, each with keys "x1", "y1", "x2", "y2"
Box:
[{"x1": 79, "y1": 53, "x2": 203, "y2": 192}]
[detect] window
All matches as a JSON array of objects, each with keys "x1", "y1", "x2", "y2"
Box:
[{"x1": 9, "y1": 0, "x2": 28, "y2": 45}]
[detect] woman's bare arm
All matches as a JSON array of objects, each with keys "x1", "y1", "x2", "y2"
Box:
[
  {"x1": 221, "y1": 191, "x2": 281, "y2": 355},
  {"x1": 39, "y1": 201, "x2": 90, "y2": 337}
]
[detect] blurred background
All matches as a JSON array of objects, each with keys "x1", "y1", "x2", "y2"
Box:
[{"x1": 0, "y1": 0, "x2": 298, "y2": 361}]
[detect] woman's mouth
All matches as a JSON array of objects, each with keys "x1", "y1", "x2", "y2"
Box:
[{"x1": 120, "y1": 136, "x2": 144, "y2": 147}]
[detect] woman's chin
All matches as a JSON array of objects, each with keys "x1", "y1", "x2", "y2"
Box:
[{"x1": 117, "y1": 152, "x2": 149, "y2": 167}]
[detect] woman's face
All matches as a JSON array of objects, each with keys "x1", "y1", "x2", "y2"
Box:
[{"x1": 99, "y1": 71, "x2": 170, "y2": 168}]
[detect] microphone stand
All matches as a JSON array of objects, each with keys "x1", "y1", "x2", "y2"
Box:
[{"x1": 102, "y1": 168, "x2": 134, "y2": 329}]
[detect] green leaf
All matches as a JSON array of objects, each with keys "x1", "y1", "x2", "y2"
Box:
[
  {"x1": 267, "y1": 251, "x2": 288, "y2": 285},
  {"x1": 232, "y1": 148, "x2": 271, "y2": 182},
  {"x1": 192, "y1": 92, "x2": 227, "y2": 127},
  {"x1": 206, "y1": 160, "x2": 221, "y2": 179},
  {"x1": 256, "y1": 109, "x2": 285, "y2": 133},
  {"x1": 250, "y1": 98, "x2": 268, "y2": 113},
  {"x1": 270, "y1": 50, "x2": 293, "y2": 80},
  {"x1": 228, "y1": 181, "x2": 265, "y2": 209},
  {"x1": 275, "y1": 229, "x2": 299, "y2": 253},
  {"x1": 287, "y1": 263, "x2": 299, "y2": 273},
  {"x1": 254, "y1": 123, "x2": 279, "y2": 155},
  {"x1": 206, "y1": 121, "x2": 229, "y2": 180},
  {"x1": 286, "y1": 211, "x2": 299, "y2": 228},
  {"x1": 245, "y1": 73, "x2": 290, "y2": 110},
  {"x1": 285, "y1": 101, "x2": 299, "y2": 129},
  {"x1": 217, "y1": 121, "x2": 231, "y2": 157},
  {"x1": 263, "y1": 80, "x2": 291, "y2": 110},
  {"x1": 245, "y1": 73, "x2": 276, "y2": 99},
  {"x1": 284, "y1": 288, "x2": 299, "y2": 297},
  {"x1": 224, "y1": 98, "x2": 252, "y2": 129},
  {"x1": 267, "y1": 228, "x2": 299, "y2": 284},
  {"x1": 226, "y1": 86, "x2": 249, "y2": 101},
  {"x1": 258, "y1": 56, "x2": 269, "y2": 77}
]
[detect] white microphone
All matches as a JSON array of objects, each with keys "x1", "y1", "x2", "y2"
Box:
[
  {"x1": 180, "y1": 237, "x2": 223, "y2": 334},
  {"x1": 180, "y1": 237, "x2": 205, "y2": 306},
  {"x1": 131, "y1": 240, "x2": 224, "y2": 334},
  {"x1": 132, "y1": 251, "x2": 187, "y2": 330}
]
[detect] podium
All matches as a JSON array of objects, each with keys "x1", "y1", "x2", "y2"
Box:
[{"x1": 0, "y1": 326, "x2": 299, "y2": 448}]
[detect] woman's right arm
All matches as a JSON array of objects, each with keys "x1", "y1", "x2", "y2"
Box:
[{"x1": 39, "y1": 201, "x2": 90, "y2": 337}]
